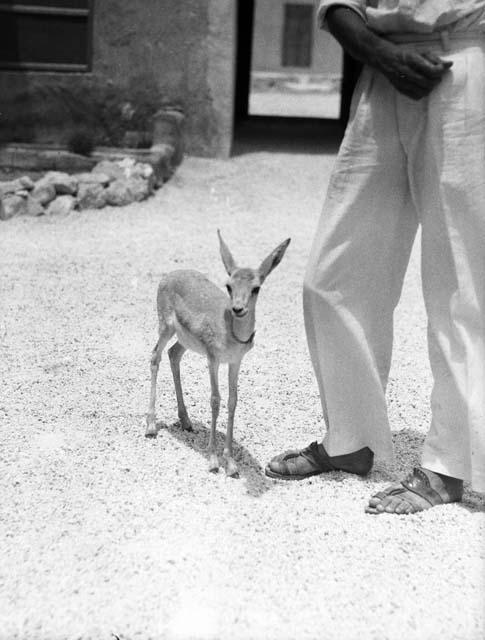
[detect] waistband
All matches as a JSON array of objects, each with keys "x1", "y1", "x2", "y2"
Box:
[{"x1": 386, "y1": 29, "x2": 485, "y2": 52}]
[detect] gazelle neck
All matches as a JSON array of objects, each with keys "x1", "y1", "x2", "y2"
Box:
[{"x1": 230, "y1": 308, "x2": 256, "y2": 345}]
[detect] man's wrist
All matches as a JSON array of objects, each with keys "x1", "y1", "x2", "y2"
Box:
[
  {"x1": 326, "y1": 5, "x2": 397, "y2": 71},
  {"x1": 367, "y1": 38, "x2": 399, "y2": 73}
]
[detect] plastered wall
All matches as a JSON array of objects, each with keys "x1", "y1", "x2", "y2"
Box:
[{"x1": 0, "y1": 0, "x2": 237, "y2": 157}]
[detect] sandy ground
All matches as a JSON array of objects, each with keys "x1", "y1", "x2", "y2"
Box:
[
  {"x1": 1, "y1": 137, "x2": 484, "y2": 640},
  {"x1": 249, "y1": 90, "x2": 341, "y2": 118}
]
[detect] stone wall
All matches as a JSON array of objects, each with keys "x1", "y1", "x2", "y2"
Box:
[{"x1": 0, "y1": 0, "x2": 237, "y2": 158}]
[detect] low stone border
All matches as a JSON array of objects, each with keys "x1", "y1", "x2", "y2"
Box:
[
  {"x1": 0, "y1": 108, "x2": 184, "y2": 220},
  {"x1": 0, "y1": 141, "x2": 181, "y2": 220},
  {"x1": 0, "y1": 154, "x2": 167, "y2": 220}
]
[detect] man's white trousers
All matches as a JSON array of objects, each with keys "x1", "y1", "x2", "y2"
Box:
[{"x1": 304, "y1": 41, "x2": 485, "y2": 492}]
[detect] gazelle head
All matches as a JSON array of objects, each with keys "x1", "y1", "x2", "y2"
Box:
[{"x1": 217, "y1": 230, "x2": 291, "y2": 318}]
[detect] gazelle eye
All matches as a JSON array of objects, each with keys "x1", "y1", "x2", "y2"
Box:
[
  {"x1": 252, "y1": 287, "x2": 260, "y2": 295},
  {"x1": 226, "y1": 284, "x2": 232, "y2": 295}
]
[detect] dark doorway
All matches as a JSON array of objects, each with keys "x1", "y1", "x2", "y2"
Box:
[{"x1": 233, "y1": 0, "x2": 361, "y2": 153}]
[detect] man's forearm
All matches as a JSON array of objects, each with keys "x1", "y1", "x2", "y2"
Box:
[
  {"x1": 325, "y1": 5, "x2": 453, "y2": 101},
  {"x1": 325, "y1": 6, "x2": 393, "y2": 71}
]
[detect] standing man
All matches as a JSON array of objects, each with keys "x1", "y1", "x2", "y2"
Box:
[{"x1": 266, "y1": 1, "x2": 485, "y2": 514}]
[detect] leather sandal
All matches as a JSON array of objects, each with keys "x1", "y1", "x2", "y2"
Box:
[
  {"x1": 366, "y1": 467, "x2": 463, "y2": 514},
  {"x1": 265, "y1": 441, "x2": 373, "y2": 480}
]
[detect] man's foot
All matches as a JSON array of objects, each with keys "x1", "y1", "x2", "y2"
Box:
[
  {"x1": 366, "y1": 467, "x2": 463, "y2": 515},
  {"x1": 265, "y1": 441, "x2": 374, "y2": 480}
]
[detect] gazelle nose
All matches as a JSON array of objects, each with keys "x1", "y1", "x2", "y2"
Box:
[{"x1": 232, "y1": 306, "x2": 245, "y2": 316}]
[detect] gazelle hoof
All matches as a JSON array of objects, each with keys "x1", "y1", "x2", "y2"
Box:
[
  {"x1": 179, "y1": 418, "x2": 193, "y2": 432},
  {"x1": 226, "y1": 460, "x2": 239, "y2": 478},
  {"x1": 145, "y1": 419, "x2": 158, "y2": 438},
  {"x1": 208, "y1": 454, "x2": 219, "y2": 473}
]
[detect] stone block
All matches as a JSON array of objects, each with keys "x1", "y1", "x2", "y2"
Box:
[
  {"x1": 31, "y1": 179, "x2": 57, "y2": 206},
  {"x1": 133, "y1": 163, "x2": 155, "y2": 192},
  {"x1": 44, "y1": 171, "x2": 78, "y2": 195},
  {"x1": 0, "y1": 195, "x2": 27, "y2": 220},
  {"x1": 26, "y1": 196, "x2": 45, "y2": 217},
  {"x1": 19, "y1": 176, "x2": 35, "y2": 190},
  {"x1": 0, "y1": 177, "x2": 33, "y2": 198},
  {"x1": 105, "y1": 177, "x2": 149, "y2": 206},
  {"x1": 46, "y1": 195, "x2": 77, "y2": 216},
  {"x1": 118, "y1": 157, "x2": 136, "y2": 176},
  {"x1": 127, "y1": 177, "x2": 151, "y2": 202},
  {"x1": 75, "y1": 172, "x2": 111, "y2": 186},
  {"x1": 77, "y1": 183, "x2": 107, "y2": 210},
  {"x1": 92, "y1": 160, "x2": 125, "y2": 182}
]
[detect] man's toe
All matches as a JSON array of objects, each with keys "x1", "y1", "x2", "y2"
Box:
[
  {"x1": 367, "y1": 486, "x2": 400, "y2": 510},
  {"x1": 395, "y1": 500, "x2": 412, "y2": 515},
  {"x1": 383, "y1": 496, "x2": 405, "y2": 513},
  {"x1": 367, "y1": 495, "x2": 383, "y2": 508},
  {"x1": 268, "y1": 459, "x2": 284, "y2": 474}
]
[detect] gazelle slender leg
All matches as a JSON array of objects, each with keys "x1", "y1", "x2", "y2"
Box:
[
  {"x1": 168, "y1": 341, "x2": 192, "y2": 431},
  {"x1": 207, "y1": 357, "x2": 221, "y2": 472},
  {"x1": 224, "y1": 360, "x2": 241, "y2": 477},
  {"x1": 145, "y1": 327, "x2": 173, "y2": 437}
]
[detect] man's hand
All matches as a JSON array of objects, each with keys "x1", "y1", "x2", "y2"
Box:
[
  {"x1": 326, "y1": 7, "x2": 453, "y2": 100},
  {"x1": 377, "y1": 46, "x2": 453, "y2": 100}
]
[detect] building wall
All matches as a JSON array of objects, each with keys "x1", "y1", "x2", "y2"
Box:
[
  {"x1": 252, "y1": 0, "x2": 341, "y2": 77},
  {"x1": 0, "y1": 0, "x2": 236, "y2": 157}
]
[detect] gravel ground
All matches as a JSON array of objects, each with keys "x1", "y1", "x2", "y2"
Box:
[
  {"x1": 1, "y1": 141, "x2": 484, "y2": 640},
  {"x1": 249, "y1": 90, "x2": 341, "y2": 118}
]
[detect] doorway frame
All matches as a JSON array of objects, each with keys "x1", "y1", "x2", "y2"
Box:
[{"x1": 233, "y1": 0, "x2": 362, "y2": 140}]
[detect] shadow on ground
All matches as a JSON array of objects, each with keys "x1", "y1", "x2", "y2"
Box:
[
  {"x1": 154, "y1": 419, "x2": 274, "y2": 498},
  {"x1": 232, "y1": 118, "x2": 344, "y2": 156},
  {"x1": 150, "y1": 423, "x2": 485, "y2": 509}
]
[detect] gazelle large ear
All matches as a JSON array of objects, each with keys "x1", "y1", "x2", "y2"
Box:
[
  {"x1": 258, "y1": 238, "x2": 291, "y2": 282},
  {"x1": 217, "y1": 229, "x2": 237, "y2": 276}
]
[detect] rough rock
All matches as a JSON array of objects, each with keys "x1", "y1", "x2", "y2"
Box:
[
  {"x1": 0, "y1": 176, "x2": 34, "y2": 198},
  {"x1": 118, "y1": 157, "x2": 136, "y2": 176},
  {"x1": 104, "y1": 177, "x2": 150, "y2": 206},
  {"x1": 77, "y1": 183, "x2": 107, "y2": 210},
  {"x1": 31, "y1": 179, "x2": 57, "y2": 206},
  {"x1": 0, "y1": 195, "x2": 27, "y2": 219},
  {"x1": 19, "y1": 175, "x2": 35, "y2": 190},
  {"x1": 132, "y1": 162, "x2": 155, "y2": 192},
  {"x1": 43, "y1": 171, "x2": 78, "y2": 195},
  {"x1": 0, "y1": 153, "x2": 163, "y2": 221},
  {"x1": 104, "y1": 179, "x2": 135, "y2": 206},
  {"x1": 126, "y1": 177, "x2": 151, "y2": 202},
  {"x1": 113, "y1": 158, "x2": 155, "y2": 191},
  {"x1": 26, "y1": 196, "x2": 45, "y2": 217},
  {"x1": 132, "y1": 162, "x2": 154, "y2": 180},
  {"x1": 0, "y1": 179, "x2": 22, "y2": 196},
  {"x1": 45, "y1": 195, "x2": 77, "y2": 216},
  {"x1": 75, "y1": 172, "x2": 111, "y2": 186},
  {"x1": 91, "y1": 160, "x2": 125, "y2": 182}
]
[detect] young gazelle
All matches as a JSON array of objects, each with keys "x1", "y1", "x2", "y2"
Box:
[{"x1": 145, "y1": 231, "x2": 291, "y2": 476}]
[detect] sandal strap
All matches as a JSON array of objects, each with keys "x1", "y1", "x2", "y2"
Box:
[
  {"x1": 400, "y1": 467, "x2": 447, "y2": 507},
  {"x1": 299, "y1": 441, "x2": 336, "y2": 473}
]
